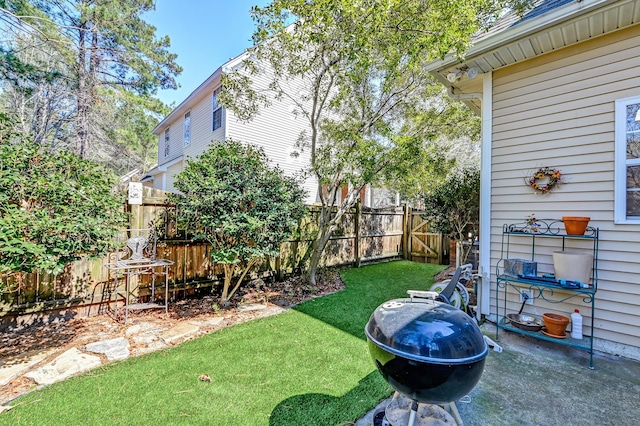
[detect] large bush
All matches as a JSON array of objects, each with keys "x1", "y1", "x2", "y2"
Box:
[
  {"x1": 170, "y1": 139, "x2": 307, "y2": 303},
  {"x1": 0, "y1": 114, "x2": 127, "y2": 289},
  {"x1": 422, "y1": 166, "x2": 480, "y2": 242}
]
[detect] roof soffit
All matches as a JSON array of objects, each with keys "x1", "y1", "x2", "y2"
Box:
[{"x1": 430, "y1": 0, "x2": 639, "y2": 93}]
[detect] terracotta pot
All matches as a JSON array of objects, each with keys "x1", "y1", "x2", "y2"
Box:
[
  {"x1": 562, "y1": 216, "x2": 590, "y2": 235},
  {"x1": 542, "y1": 313, "x2": 570, "y2": 337}
]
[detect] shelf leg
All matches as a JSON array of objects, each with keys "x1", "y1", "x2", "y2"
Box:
[{"x1": 125, "y1": 273, "x2": 129, "y2": 324}]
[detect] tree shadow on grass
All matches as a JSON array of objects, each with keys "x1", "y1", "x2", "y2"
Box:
[
  {"x1": 272, "y1": 262, "x2": 444, "y2": 425},
  {"x1": 269, "y1": 371, "x2": 391, "y2": 426}
]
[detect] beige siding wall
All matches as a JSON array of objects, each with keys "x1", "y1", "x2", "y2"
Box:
[{"x1": 490, "y1": 25, "x2": 640, "y2": 354}]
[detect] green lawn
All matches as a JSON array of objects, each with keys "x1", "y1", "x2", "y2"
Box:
[{"x1": 1, "y1": 260, "x2": 445, "y2": 426}]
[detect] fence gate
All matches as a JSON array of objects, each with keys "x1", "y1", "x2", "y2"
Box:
[{"x1": 407, "y1": 210, "x2": 444, "y2": 264}]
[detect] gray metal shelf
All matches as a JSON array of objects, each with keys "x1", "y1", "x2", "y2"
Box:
[{"x1": 104, "y1": 229, "x2": 174, "y2": 323}]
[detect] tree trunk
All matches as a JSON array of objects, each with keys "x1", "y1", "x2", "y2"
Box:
[
  {"x1": 220, "y1": 263, "x2": 235, "y2": 304},
  {"x1": 306, "y1": 230, "x2": 331, "y2": 285},
  {"x1": 219, "y1": 258, "x2": 261, "y2": 304},
  {"x1": 76, "y1": 12, "x2": 100, "y2": 159},
  {"x1": 225, "y1": 258, "x2": 260, "y2": 302},
  {"x1": 305, "y1": 184, "x2": 366, "y2": 284},
  {"x1": 305, "y1": 203, "x2": 338, "y2": 285},
  {"x1": 76, "y1": 23, "x2": 90, "y2": 158}
]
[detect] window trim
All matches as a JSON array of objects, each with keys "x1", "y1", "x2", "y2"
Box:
[
  {"x1": 164, "y1": 127, "x2": 170, "y2": 158},
  {"x1": 183, "y1": 111, "x2": 191, "y2": 148},
  {"x1": 212, "y1": 87, "x2": 223, "y2": 131},
  {"x1": 614, "y1": 95, "x2": 640, "y2": 224}
]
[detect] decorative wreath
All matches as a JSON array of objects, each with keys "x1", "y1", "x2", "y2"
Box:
[{"x1": 526, "y1": 167, "x2": 562, "y2": 194}]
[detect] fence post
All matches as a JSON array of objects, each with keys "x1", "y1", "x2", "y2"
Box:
[
  {"x1": 403, "y1": 205, "x2": 410, "y2": 260},
  {"x1": 275, "y1": 255, "x2": 283, "y2": 281},
  {"x1": 354, "y1": 201, "x2": 361, "y2": 267}
]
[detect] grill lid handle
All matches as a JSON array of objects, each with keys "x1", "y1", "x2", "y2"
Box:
[{"x1": 406, "y1": 290, "x2": 439, "y2": 301}]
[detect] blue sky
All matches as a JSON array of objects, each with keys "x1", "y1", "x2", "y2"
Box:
[{"x1": 146, "y1": 0, "x2": 269, "y2": 107}]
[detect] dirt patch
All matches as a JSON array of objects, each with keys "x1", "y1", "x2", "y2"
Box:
[{"x1": 0, "y1": 268, "x2": 345, "y2": 405}]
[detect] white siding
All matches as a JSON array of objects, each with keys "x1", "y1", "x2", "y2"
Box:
[
  {"x1": 154, "y1": 60, "x2": 318, "y2": 204},
  {"x1": 165, "y1": 160, "x2": 184, "y2": 193},
  {"x1": 157, "y1": 121, "x2": 184, "y2": 165},
  {"x1": 183, "y1": 88, "x2": 225, "y2": 160},
  {"x1": 150, "y1": 173, "x2": 162, "y2": 191},
  {"x1": 225, "y1": 65, "x2": 319, "y2": 204},
  {"x1": 490, "y1": 25, "x2": 640, "y2": 353}
]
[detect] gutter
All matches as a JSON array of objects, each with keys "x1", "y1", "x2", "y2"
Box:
[
  {"x1": 447, "y1": 87, "x2": 483, "y2": 102},
  {"x1": 424, "y1": 0, "x2": 613, "y2": 73}
]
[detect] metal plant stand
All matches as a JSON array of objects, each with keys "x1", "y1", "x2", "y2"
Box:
[
  {"x1": 104, "y1": 229, "x2": 174, "y2": 323},
  {"x1": 495, "y1": 220, "x2": 598, "y2": 368}
]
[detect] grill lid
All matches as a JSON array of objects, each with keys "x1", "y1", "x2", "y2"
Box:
[{"x1": 365, "y1": 298, "x2": 488, "y2": 364}]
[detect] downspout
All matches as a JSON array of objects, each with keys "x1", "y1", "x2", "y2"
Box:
[
  {"x1": 446, "y1": 73, "x2": 493, "y2": 322},
  {"x1": 479, "y1": 73, "x2": 493, "y2": 322}
]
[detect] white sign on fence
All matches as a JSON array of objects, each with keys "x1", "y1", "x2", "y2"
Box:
[{"x1": 128, "y1": 182, "x2": 143, "y2": 205}]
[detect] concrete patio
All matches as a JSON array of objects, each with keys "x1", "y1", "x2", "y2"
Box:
[{"x1": 357, "y1": 322, "x2": 640, "y2": 426}]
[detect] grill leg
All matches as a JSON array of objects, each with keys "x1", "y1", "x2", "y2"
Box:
[
  {"x1": 443, "y1": 402, "x2": 464, "y2": 426},
  {"x1": 407, "y1": 400, "x2": 418, "y2": 426}
]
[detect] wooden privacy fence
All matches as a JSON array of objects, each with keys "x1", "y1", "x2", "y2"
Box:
[{"x1": 0, "y1": 188, "x2": 445, "y2": 318}]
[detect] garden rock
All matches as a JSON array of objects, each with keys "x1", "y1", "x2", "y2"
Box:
[
  {"x1": 237, "y1": 303, "x2": 267, "y2": 312},
  {"x1": 160, "y1": 322, "x2": 200, "y2": 345},
  {"x1": 189, "y1": 316, "x2": 225, "y2": 328},
  {"x1": 24, "y1": 348, "x2": 101, "y2": 386},
  {"x1": 85, "y1": 337, "x2": 130, "y2": 361},
  {"x1": 0, "y1": 348, "x2": 58, "y2": 387},
  {"x1": 132, "y1": 340, "x2": 169, "y2": 356},
  {"x1": 131, "y1": 332, "x2": 161, "y2": 346},
  {"x1": 125, "y1": 321, "x2": 165, "y2": 336}
]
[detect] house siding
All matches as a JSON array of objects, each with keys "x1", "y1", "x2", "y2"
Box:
[
  {"x1": 183, "y1": 88, "x2": 225, "y2": 160},
  {"x1": 165, "y1": 160, "x2": 184, "y2": 193},
  {"x1": 149, "y1": 174, "x2": 162, "y2": 191},
  {"x1": 225, "y1": 72, "x2": 318, "y2": 204},
  {"x1": 490, "y1": 25, "x2": 640, "y2": 351},
  {"x1": 158, "y1": 122, "x2": 184, "y2": 166},
  {"x1": 151, "y1": 59, "x2": 318, "y2": 204}
]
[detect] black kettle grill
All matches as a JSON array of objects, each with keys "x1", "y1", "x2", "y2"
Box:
[{"x1": 365, "y1": 265, "x2": 488, "y2": 425}]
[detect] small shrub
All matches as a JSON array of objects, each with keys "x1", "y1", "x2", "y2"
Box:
[{"x1": 170, "y1": 139, "x2": 307, "y2": 303}]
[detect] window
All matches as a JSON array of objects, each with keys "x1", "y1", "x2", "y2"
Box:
[
  {"x1": 164, "y1": 128, "x2": 170, "y2": 158},
  {"x1": 183, "y1": 111, "x2": 191, "y2": 147},
  {"x1": 212, "y1": 87, "x2": 223, "y2": 131},
  {"x1": 615, "y1": 95, "x2": 640, "y2": 223}
]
